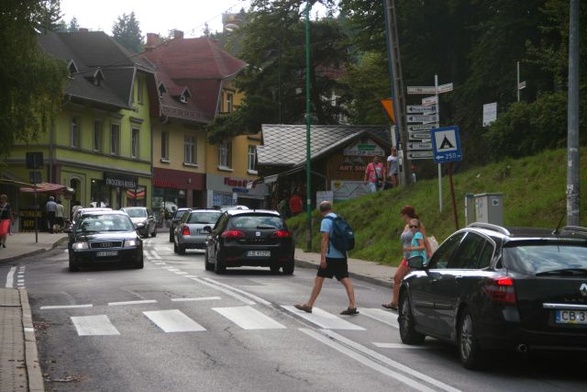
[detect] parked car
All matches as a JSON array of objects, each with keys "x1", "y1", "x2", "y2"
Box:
[
  {"x1": 398, "y1": 222, "x2": 587, "y2": 369},
  {"x1": 204, "y1": 209, "x2": 295, "y2": 275},
  {"x1": 168, "y1": 207, "x2": 192, "y2": 242},
  {"x1": 173, "y1": 209, "x2": 222, "y2": 254},
  {"x1": 121, "y1": 206, "x2": 156, "y2": 238},
  {"x1": 68, "y1": 210, "x2": 143, "y2": 271}
]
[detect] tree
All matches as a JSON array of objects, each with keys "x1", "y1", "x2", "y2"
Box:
[
  {"x1": 112, "y1": 12, "x2": 143, "y2": 53},
  {"x1": 0, "y1": 0, "x2": 67, "y2": 161}
]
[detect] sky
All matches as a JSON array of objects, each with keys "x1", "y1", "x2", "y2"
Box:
[{"x1": 59, "y1": 0, "x2": 251, "y2": 38}]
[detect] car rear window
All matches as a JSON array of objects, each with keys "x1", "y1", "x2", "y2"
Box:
[
  {"x1": 125, "y1": 208, "x2": 147, "y2": 217},
  {"x1": 503, "y1": 243, "x2": 587, "y2": 274},
  {"x1": 189, "y1": 211, "x2": 222, "y2": 224},
  {"x1": 231, "y1": 215, "x2": 283, "y2": 229}
]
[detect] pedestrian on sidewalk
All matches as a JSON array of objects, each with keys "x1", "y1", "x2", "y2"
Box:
[
  {"x1": 46, "y1": 196, "x2": 57, "y2": 233},
  {"x1": 55, "y1": 199, "x2": 65, "y2": 232},
  {"x1": 295, "y1": 200, "x2": 358, "y2": 315},
  {"x1": 0, "y1": 194, "x2": 12, "y2": 248},
  {"x1": 364, "y1": 155, "x2": 386, "y2": 193},
  {"x1": 383, "y1": 205, "x2": 431, "y2": 310}
]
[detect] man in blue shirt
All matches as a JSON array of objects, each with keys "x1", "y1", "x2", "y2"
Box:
[{"x1": 295, "y1": 201, "x2": 358, "y2": 315}]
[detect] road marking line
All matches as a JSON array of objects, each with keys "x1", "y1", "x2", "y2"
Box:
[
  {"x1": 71, "y1": 315, "x2": 120, "y2": 336},
  {"x1": 189, "y1": 277, "x2": 256, "y2": 305},
  {"x1": 108, "y1": 300, "x2": 157, "y2": 306},
  {"x1": 360, "y1": 308, "x2": 399, "y2": 328},
  {"x1": 41, "y1": 304, "x2": 93, "y2": 310},
  {"x1": 5, "y1": 266, "x2": 15, "y2": 288},
  {"x1": 143, "y1": 309, "x2": 206, "y2": 332},
  {"x1": 171, "y1": 296, "x2": 221, "y2": 302},
  {"x1": 373, "y1": 343, "x2": 430, "y2": 349},
  {"x1": 282, "y1": 306, "x2": 365, "y2": 330},
  {"x1": 213, "y1": 306, "x2": 286, "y2": 330}
]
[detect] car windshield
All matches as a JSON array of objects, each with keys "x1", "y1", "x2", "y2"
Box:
[
  {"x1": 503, "y1": 243, "x2": 587, "y2": 275},
  {"x1": 188, "y1": 211, "x2": 222, "y2": 224},
  {"x1": 231, "y1": 215, "x2": 283, "y2": 229},
  {"x1": 77, "y1": 215, "x2": 135, "y2": 232},
  {"x1": 124, "y1": 208, "x2": 147, "y2": 218}
]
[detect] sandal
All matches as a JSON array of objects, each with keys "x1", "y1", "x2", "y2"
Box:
[
  {"x1": 382, "y1": 303, "x2": 398, "y2": 310},
  {"x1": 340, "y1": 307, "x2": 359, "y2": 315},
  {"x1": 294, "y1": 304, "x2": 312, "y2": 313}
]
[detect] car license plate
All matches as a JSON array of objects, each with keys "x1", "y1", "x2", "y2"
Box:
[
  {"x1": 97, "y1": 251, "x2": 118, "y2": 257},
  {"x1": 247, "y1": 250, "x2": 270, "y2": 257},
  {"x1": 554, "y1": 310, "x2": 587, "y2": 324}
]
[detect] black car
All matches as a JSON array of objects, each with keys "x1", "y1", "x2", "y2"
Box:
[
  {"x1": 122, "y1": 206, "x2": 157, "y2": 238},
  {"x1": 398, "y1": 222, "x2": 587, "y2": 369},
  {"x1": 204, "y1": 209, "x2": 295, "y2": 275},
  {"x1": 168, "y1": 207, "x2": 191, "y2": 242},
  {"x1": 68, "y1": 210, "x2": 144, "y2": 272}
]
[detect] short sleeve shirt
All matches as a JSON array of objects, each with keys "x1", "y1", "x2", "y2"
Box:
[{"x1": 321, "y1": 212, "x2": 345, "y2": 259}]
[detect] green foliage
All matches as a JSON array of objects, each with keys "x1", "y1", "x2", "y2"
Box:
[
  {"x1": 112, "y1": 12, "x2": 143, "y2": 53},
  {"x1": 0, "y1": 0, "x2": 67, "y2": 161},
  {"x1": 287, "y1": 148, "x2": 587, "y2": 266}
]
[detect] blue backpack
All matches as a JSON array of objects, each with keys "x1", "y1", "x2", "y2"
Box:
[{"x1": 325, "y1": 215, "x2": 355, "y2": 252}]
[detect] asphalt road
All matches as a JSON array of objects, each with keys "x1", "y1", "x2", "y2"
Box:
[{"x1": 8, "y1": 235, "x2": 586, "y2": 391}]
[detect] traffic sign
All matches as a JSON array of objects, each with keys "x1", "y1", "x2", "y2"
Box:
[
  {"x1": 407, "y1": 86, "x2": 437, "y2": 95},
  {"x1": 437, "y1": 82, "x2": 454, "y2": 94},
  {"x1": 407, "y1": 124, "x2": 435, "y2": 132},
  {"x1": 431, "y1": 126, "x2": 463, "y2": 164},
  {"x1": 421, "y1": 96, "x2": 437, "y2": 106},
  {"x1": 407, "y1": 150, "x2": 434, "y2": 160},
  {"x1": 408, "y1": 132, "x2": 432, "y2": 141},
  {"x1": 407, "y1": 114, "x2": 438, "y2": 123},
  {"x1": 406, "y1": 104, "x2": 436, "y2": 114},
  {"x1": 407, "y1": 142, "x2": 432, "y2": 151}
]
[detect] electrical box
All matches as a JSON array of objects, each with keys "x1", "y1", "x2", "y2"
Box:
[{"x1": 474, "y1": 193, "x2": 504, "y2": 225}]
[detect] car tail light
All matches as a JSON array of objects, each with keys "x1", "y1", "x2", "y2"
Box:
[
  {"x1": 222, "y1": 230, "x2": 245, "y2": 238},
  {"x1": 484, "y1": 276, "x2": 517, "y2": 304},
  {"x1": 271, "y1": 230, "x2": 291, "y2": 238},
  {"x1": 182, "y1": 226, "x2": 190, "y2": 236}
]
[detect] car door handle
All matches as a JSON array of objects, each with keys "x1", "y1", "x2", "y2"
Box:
[{"x1": 454, "y1": 275, "x2": 463, "y2": 283}]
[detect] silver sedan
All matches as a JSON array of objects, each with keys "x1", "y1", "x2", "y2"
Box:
[{"x1": 173, "y1": 209, "x2": 222, "y2": 255}]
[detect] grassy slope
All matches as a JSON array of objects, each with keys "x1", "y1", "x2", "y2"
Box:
[{"x1": 288, "y1": 148, "x2": 587, "y2": 266}]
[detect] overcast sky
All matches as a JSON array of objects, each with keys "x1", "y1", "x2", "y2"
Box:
[{"x1": 59, "y1": 0, "x2": 251, "y2": 38}]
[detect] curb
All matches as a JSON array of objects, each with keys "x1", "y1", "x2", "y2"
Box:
[{"x1": 19, "y1": 289, "x2": 44, "y2": 392}]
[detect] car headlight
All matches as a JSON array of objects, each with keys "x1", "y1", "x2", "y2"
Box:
[
  {"x1": 71, "y1": 242, "x2": 89, "y2": 250},
  {"x1": 124, "y1": 239, "x2": 140, "y2": 248},
  {"x1": 136, "y1": 221, "x2": 146, "y2": 228}
]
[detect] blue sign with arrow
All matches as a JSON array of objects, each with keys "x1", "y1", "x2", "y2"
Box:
[{"x1": 431, "y1": 126, "x2": 463, "y2": 164}]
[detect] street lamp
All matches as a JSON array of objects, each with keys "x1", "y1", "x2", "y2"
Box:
[{"x1": 305, "y1": 1, "x2": 313, "y2": 251}]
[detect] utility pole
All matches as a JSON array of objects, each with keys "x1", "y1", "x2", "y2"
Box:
[
  {"x1": 567, "y1": 0, "x2": 580, "y2": 225},
  {"x1": 383, "y1": 0, "x2": 407, "y2": 186}
]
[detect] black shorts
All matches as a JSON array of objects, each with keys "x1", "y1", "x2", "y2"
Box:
[{"x1": 317, "y1": 257, "x2": 349, "y2": 281}]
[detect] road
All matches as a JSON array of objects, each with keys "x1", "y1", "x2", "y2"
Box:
[{"x1": 4, "y1": 234, "x2": 586, "y2": 391}]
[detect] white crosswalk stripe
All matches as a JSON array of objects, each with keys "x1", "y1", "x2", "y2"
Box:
[
  {"x1": 281, "y1": 306, "x2": 365, "y2": 330},
  {"x1": 143, "y1": 309, "x2": 206, "y2": 333},
  {"x1": 213, "y1": 306, "x2": 286, "y2": 330},
  {"x1": 71, "y1": 315, "x2": 120, "y2": 336},
  {"x1": 360, "y1": 308, "x2": 399, "y2": 329}
]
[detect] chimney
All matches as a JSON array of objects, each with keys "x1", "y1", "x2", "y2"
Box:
[
  {"x1": 173, "y1": 30, "x2": 184, "y2": 40},
  {"x1": 146, "y1": 33, "x2": 160, "y2": 50}
]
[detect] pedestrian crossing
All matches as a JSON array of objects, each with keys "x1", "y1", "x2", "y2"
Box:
[{"x1": 40, "y1": 302, "x2": 400, "y2": 337}]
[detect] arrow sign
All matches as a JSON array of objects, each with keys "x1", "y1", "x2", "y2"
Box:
[
  {"x1": 407, "y1": 114, "x2": 438, "y2": 123},
  {"x1": 431, "y1": 126, "x2": 463, "y2": 164},
  {"x1": 407, "y1": 124, "x2": 435, "y2": 132},
  {"x1": 407, "y1": 142, "x2": 432, "y2": 151},
  {"x1": 422, "y1": 96, "x2": 437, "y2": 106},
  {"x1": 406, "y1": 104, "x2": 436, "y2": 114},
  {"x1": 437, "y1": 82, "x2": 454, "y2": 94},
  {"x1": 408, "y1": 132, "x2": 432, "y2": 141},
  {"x1": 407, "y1": 86, "x2": 437, "y2": 95},
  {"x1": 408, "y1": 150, "x2": 434, "y2": 160}
]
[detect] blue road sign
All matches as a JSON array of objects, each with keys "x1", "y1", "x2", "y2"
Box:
[{"x1": 431, "y1": 126, "x2": 463, "y2": 164}]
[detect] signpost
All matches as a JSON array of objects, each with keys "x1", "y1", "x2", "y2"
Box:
[{"x1": 25, "y1": 152, "x2": 43, "y2": 243}]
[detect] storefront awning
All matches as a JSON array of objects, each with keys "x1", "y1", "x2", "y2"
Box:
[{"x1": 20, "y1": 182, "x2": 75, "y2": 195}]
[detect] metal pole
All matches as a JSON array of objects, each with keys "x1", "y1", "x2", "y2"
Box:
[
  {"x1": 516, "y1": 61, "x2": 520, "y2": 102},
  {"x1": 305, "y1": 1, "x2": 313, "y2": 251},
  {"x1": 435, "y1": 74, "x2": 442, "y2": 212},
  {"x1": 567, "y1": 0, "x2": 580, "y2": 225}
]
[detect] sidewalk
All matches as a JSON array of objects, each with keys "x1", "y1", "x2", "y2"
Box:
[{"x1": 0, "y1": 232, "x2": 396, "y2": 392}]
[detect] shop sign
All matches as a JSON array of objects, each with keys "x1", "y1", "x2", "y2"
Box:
[{"x1": 104, "y1": 172, "x2": 137, "y2": 189}]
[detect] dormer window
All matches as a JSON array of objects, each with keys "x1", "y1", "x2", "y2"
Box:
[
  {"x1": 158, "y1": 82, "x2": 167, "y2": 98},
  {"x1": 67, "y1": 60, "x2": 78, "y2": 76},
  {"x1": 85, "y1": 68, "x2": 105, "y2": 86},
  {"x1": 178, "y1": 87, "x2": 191, "y2": 104},
  {"x1": 179, "y1": 95, "x2": 187, "y2": 103}
]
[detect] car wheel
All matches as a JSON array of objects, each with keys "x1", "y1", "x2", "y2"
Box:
[
  {"x1": 151, "y1": 227, "x2": 157, "y2": 237},
  {"x1": 270, "y1": 264, "x2": 280, "y2": 274},
  {"x1": 458, "y1": 308, "x2": 485, "y2": 369},
  {"x1": 205, "y1": 249, "x2": 213, "y2": 271},
  {"x1": 398, "y1": 291, "x2": 425, "y2": 345},
  {"x1": 173, "y1": 241, "x2": 179, "y2": 253},
  {"x1": 68, "y1": 255, "x2": 79, "y2": 272},
  {"x1": 282, "y1": 259, "x2": 295, "y2": 275},
  {"x1": 178, "y1": 244, "x2": 186, "y2": 255},
  {"x1": 214, "y1": 257, "x2": 226, "y2": 274},
  {"x1": 169, "y1": 230, "x2": 174, "y2": 243}
]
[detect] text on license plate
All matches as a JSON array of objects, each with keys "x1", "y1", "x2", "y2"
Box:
[
  {"x1": 97, "y1": 251, "x2": 118, "y2": 257},
  {"x1": 247, "y1": 250, "x2": 270, "y2": 257},
  {"x1": 554, "y1": 310, "x2": 587, "y2": 324}
]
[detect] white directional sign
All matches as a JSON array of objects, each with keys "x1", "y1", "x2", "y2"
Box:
[
  {"x1": 437, "y1": 82, "x2": 454, "y2": 94},
  {"x1": 408, "y1": 150, "x2": 434, "y2": 160},
  {"x1": 407, "y1": 142, "x2": 433, "y2": 151},
  {"x1": 407, "y1": 124, "x2": 435, "y2": 132},
  {"x1": 431, "y1": 126, "x2": 463, "y2": 164},
  {"x1": 407, "y1": 86, "x2": 437, "y2": 95},
  {"x1": 408, "y1": 132, "x2": 432, "y2": 141},
  {"x1": 421, "y1": 96, "x2": 437, "y2": 106},
  {"x1": 406, "y1": 104, "x2": 436, "y2": 114},
  {"x1": 407, "y1": 114, "x2": 438, "y2": 123}
]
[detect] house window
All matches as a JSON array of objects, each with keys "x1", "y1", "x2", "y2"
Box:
[
  {"x1": 161, "y1": 131, "x2": 169, "y2": 160},
  {"x1": 110, "y1": 124, "x2": 120, "y2": 155},
  {"x1": 218, "y1": 141, "x2": 232, "y2": 168},
  {"x1": 247, "y1": 145, "x2": 257, "y2": 172},
  {"x1": 131, "y1": 128, "x2": 139, "y2": 158},
  {"x1": 184, "y1": 135, "x2": 196, "y2": 164},
  {"x1": 226, "y1": 93, "x2": 233, "y2": 113},
  {"x1": 70, "y1": 116, "x2": 80, "y2": 148},
  {"x1": 93, "y1": 120, "x2": 103, "y2": 152}
]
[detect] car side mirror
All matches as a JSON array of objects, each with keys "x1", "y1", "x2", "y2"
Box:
[{"x1": 407, "y1": 255, "x2": 425, "y2": 269}]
